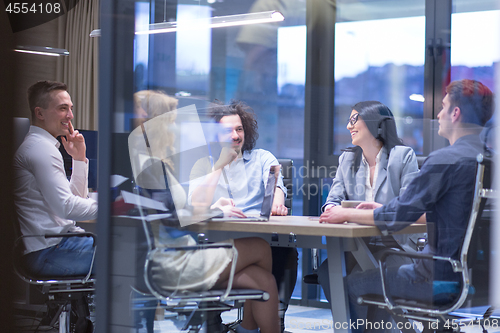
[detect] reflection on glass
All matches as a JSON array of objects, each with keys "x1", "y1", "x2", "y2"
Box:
[
  {"x1": 277, "y1": 25, "x2": 306, "y2": 158},
  {"x1": 334, "y1": 1, "x2": 426, "y2": 154},
  {"x1": 129, "y1": 98, "x2": 220, "y2": 226},
  {"x1": 131, "y1": 0, "x2": 306, "y2": 212},
  {"x1": 176, "y1": 5, "x2": 211, "y2": 94},
  {"x1": 134, "y1": 2, "x2": 150, "y2": 93},
  {"x1": 129, "y1": 1, "x2": 307, "y2": 304}
]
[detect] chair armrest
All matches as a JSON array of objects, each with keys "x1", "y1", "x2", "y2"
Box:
[
  {"x1": 378, "y1": 250, "x2": 460, "y2": 272},
  {"x1": 158, "y1": 242, "x2": 233, "y2": 252},
  {"x1": 43, "y1": 232, "x2": 97, "y2": 246},
  {"x1": 379, "y1": 249, "x2": 433, "y2": 261},
  {"x1": 376, "y1": 249, "x2": 461, "y2": 310},
  {"x1": 16, "y1": 232, "x2": 97, "y2": 248}
]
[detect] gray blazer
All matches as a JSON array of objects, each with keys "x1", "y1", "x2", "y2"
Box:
[{"x1": 322, "y1": 145, "x2": 422, "y2": 252}]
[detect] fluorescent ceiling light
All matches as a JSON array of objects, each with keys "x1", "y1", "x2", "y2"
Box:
[
  {"x1": 409, "y1": 94, "x2": 425, "y2": 102},
  {"x1": 90, "y1": 10, "x2": 284, "y2": 37},
  {"x1": 14, "y1": 45, "x2": 69, "y2": 57}
]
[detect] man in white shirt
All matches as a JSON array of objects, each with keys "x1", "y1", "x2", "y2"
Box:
[{"x1": 14, "y1": 80, "x2": 98, "y2": 277}]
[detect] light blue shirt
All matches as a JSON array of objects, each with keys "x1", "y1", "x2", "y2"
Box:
[{"x1": 189, "y1": 149, "x2": 286, "y2": 214}]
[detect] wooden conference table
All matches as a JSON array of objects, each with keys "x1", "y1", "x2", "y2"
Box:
[
  {"x1": 79, "y1": 215, "x2": 425, "y2": 332},
  {"x1": 192, "y1": 216, "x2": 427, "y2": 333}
]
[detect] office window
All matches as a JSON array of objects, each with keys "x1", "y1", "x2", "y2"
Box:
[
  {"x1": 131, "y1": 0, "x2": 306, "y2": 214},
  {"x1": 131, "y1": 0, "x2": 307, "y2": 304},
  {"x1": 277, "y1": 25, "x2": 306, "y2": 159},
  {"x1": 97, "y1": 1, "x2": 500, "y2": 326},
  {"x1": 176, "y1": 4, "x2": 212, "y2": 96},
  {"x1": 333, "y1": 1, "x2": 426, "y2": 155},
  {"x1": 450, "y1": 2, "x2": 500, "y2": 92},
  {"x1": 134, "y1": 1, "x2": 150, "y2": 93}
]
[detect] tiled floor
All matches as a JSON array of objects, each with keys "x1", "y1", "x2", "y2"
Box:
[
  {"x1": 152, "y1": 304, "x2": 335, "y2": 332},
  {"x1": 15, "y1": 304, "x2": 332, "y2": 333},
  {"x1": 281, "y1": 305, "x2": 335, "y2": 333},
  {"x1": 152, "y1": 305, "x2": 500, "y2": 333}
]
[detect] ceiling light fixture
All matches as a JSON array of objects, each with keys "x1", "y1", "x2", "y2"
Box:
[
  {"x1": 409, "y1": 94, "x2": 425, "y2": 102},
  {"x1": 14, "y1": 45, "x2": 69, "y2": 57},
  {"x1": 90, "y1": 10, "x2": 284, "y2": 37}
]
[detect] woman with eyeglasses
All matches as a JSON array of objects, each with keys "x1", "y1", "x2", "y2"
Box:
[{"x1": 316, "y1": 101, "x2": 422, "y2": 304}]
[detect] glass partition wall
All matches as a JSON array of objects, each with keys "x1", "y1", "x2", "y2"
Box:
[
  {"x1": 131, "y1": 0, "x2": 307, "y2": 211},
  {"x1": 96, "y1": 0, "x2": 308, "y2": 331},
  {"x1": 95, "y1": 0, "x2": 500, "y2": 330}
]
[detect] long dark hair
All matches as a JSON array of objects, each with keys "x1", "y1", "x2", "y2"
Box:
[{"x1": 344, "y1": 101, "x2": 404, "y2": 173}]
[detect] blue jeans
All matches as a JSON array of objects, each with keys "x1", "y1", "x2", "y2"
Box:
[
  {"x1": 24, "y1": 236, "x2": 95, "y2": 277},
  {"x1": 346, "y1": 264, "x2": 432, "y2": 333}
]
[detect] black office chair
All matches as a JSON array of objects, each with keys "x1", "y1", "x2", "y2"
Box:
[
  {"x1": 14, "y1": 117, "x2": 31, "y2": 150},
  {"x1": 274, "y1": 159, "x2": 298, "y2": 332},
  {"x1": 358, "y1": 154, "x2": 495, "y2": 332},
  {"x1": 133, "y1": 159, "x2": 298, "y2": 333},
  {"x1": 12, "y1": 117, "x2": 96, "y2": 333},
  {"x1": 13, "y1": 233, "x2": 96, "y2": 333},
  {"x1": 129, "y1": 193, "x2": 270, "y2": 333}
]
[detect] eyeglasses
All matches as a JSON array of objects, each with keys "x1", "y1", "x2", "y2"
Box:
[{"x1": 348, "y1": 113, "x2": 359, "y2": 126}]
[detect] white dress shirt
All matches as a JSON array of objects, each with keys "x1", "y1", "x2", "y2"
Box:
[
  {"x1": 13, "y1": 126, "x2": 98, "y2": 254},
  {"x1": 361, "y1": 147, "x2": 383, "y2": 202}
]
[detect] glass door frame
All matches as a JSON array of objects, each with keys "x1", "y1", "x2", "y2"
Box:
[
  {"x1": 423, "y1": 0, "x2": 452, "y2": 155},
  {"x1": 95, "y1": 0, "x2": 136, "y2": 331},
  {"x1": 95, "y1": 0, "x2": 460, "y2": 317}
]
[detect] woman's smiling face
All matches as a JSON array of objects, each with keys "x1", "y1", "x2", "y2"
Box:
[{"x1": 347, "y1": 109, "x2": 375, "y2": 147}]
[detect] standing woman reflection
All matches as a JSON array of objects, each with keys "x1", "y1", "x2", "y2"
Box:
[{"x1": 131, "y1": 91, "x2": 280, "y2": 333}]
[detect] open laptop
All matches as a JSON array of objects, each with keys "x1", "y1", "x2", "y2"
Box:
[{"x1": 210, "y1": 165, "x2": 280, "y2": 222}]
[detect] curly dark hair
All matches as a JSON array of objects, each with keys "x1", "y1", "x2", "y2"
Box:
[{"x1": 209, "y1": 100, "x2": 259, "y2": 152}]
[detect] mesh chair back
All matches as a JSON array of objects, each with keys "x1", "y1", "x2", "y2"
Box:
[{"x1": 360, "y1": 153, "x2": 496, "y2": 321}]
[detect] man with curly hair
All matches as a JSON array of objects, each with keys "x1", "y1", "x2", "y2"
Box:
[
  {"x1": 188, "y1": 100, "x2": 294, "y2": 333},
  {"x1": 189, "y1": 100, "x2": 288, "y2": 217}
]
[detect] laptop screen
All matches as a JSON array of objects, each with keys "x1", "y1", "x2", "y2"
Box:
[{"x1": 260, "y1": 165, "x2": 280, "y2": 218}]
